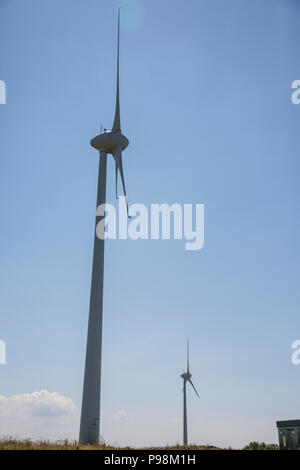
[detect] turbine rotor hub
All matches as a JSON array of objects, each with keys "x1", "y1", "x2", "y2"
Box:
[{"x1": 181, "y1": 372, "x2": 192, "y2": 380}]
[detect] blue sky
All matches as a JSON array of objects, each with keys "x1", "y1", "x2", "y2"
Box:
[{"x1": 0, "y1": 0, "x2": 300, "y2": 448}]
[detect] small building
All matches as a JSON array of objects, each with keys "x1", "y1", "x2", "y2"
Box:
[{"x1": 276, "y1": 420, "x2": 300, "y2": 450}]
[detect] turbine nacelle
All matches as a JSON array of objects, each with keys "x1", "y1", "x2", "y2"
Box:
[
  {"x1": 181, "y1": 371, "x2": 192, "y2": 381},
  {"x1": 91, "y1": 130, "x2": 129, "y2": 154}
]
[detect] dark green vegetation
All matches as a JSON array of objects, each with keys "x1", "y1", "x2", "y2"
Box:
[{"x1": 242, "y1": 441, "x2": 279, "y2": 450}]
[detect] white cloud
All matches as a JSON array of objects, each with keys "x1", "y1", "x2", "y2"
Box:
[
  {"x1": 0, "y1": 390, "x2": 76, "y2": 419},
  {"x1": 0, "y1": 390, "x2": 79, "y2": 441},
  {"x1": 112, "y1": 410, "x2": 135, "y2": 424},
  {"x1": 113, "y1": 410, "x2": 127, "y2": 421}
]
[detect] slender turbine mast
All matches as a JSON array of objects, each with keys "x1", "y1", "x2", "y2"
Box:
[
  {"x1": 180, "y1": 340, "x2": 199, "y2": 446},
  {"x1": 79, "y1": 8, "x2": 130, "y2": 444}
]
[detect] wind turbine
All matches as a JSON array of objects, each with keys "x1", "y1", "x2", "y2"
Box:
[
  {"x1": 181, "y1": 340, "x2": 199, "y2": 446},
  {"x1": 79, "y1": 8, "x2": 130, "y2": 444}
]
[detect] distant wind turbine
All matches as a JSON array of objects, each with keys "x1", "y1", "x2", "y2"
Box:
[
  {"x1": 181, "y1": 340, "x2": 199, "y2": 446},
  {"x1": 79, "y1": 8, "x2": 130, "y2": 444}
]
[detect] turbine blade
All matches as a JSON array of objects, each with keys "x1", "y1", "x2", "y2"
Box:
[
  {"x1": 187, "y1": 339, "x2": 190, "y2": 373},
  {"x1": 188, "y1": 379, "x2": 199, "y2": 398},
  {"x1": 113, "y1": 144, "x2": 126, "y2": 196},
  {"x1": 112, "y1": 144, "x2": 130, "y2": 217},
  {"x1": 115, "y1": 162, "x2": 118, "y2": 199},
  {"x1": 112, "y1": 8, "x2": 121, "y2": 132}
]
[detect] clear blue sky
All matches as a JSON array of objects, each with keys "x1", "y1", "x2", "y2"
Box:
[{"x1": 0, "y1": 0, "x2": 300, "y2": 448}]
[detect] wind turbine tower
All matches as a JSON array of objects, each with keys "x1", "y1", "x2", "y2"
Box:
[
  {"x1": 181, "y1": 340, "x2": 199, "y2": 446},
  {"x1": 79, "y1": 8, "x2": 130, "y2": 444}
]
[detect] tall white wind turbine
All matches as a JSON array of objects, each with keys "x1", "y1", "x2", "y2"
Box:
[
  {"x1": 181, "y1": 340, "x2": 199, "y2": 446},
  {"x1": 79, "y1": 8, "x2": 130, "y2": 444}
]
